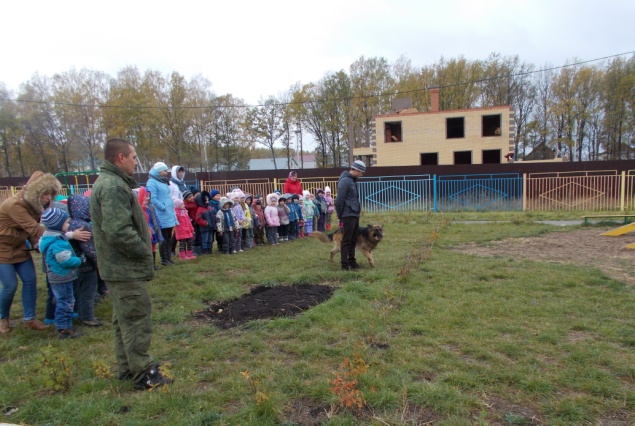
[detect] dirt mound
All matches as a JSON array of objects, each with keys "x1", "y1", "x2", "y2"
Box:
[
  {"x1": 194, "y1": 284, "x2": 335, "y2": 328},
  {"x1": 452, "y1": 228, "x2": 635, "y2": 285}
]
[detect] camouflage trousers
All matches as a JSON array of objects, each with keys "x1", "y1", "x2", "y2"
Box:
[{"x1": 107, "y1": 280, "x2": 154, "y2": 382}]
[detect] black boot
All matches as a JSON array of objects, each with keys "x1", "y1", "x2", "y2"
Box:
[{"x1": 160, "y1": 243, "x2": 171, "y2": 266}]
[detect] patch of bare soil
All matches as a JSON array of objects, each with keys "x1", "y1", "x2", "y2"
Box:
[
  {"x1": 194, "y1": 284, "x2": 335, "y2": 329},
  {"x1": 452, "y1": 228, "x2": 635, "y2": 285}
]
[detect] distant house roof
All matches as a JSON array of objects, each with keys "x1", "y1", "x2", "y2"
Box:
[{"x1": 248, "y1": 156, "x2": 316, "y2": 170}]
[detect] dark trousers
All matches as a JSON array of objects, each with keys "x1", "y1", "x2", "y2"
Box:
[
  {"x1": 340, "y1": 216, "x2": 359, "y2": 267},
  {"x1": 159, "y1": 227, "x2": 174, "y2": 263},
  {"x1": 73, "y1": 268, "x2": 98, "y2": 321},
  {"x1": 221, "y1": 231, "x2": 236, "y2": 254}
]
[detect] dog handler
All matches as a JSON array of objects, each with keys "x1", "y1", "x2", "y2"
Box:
[{"x1": 335, "y1": 160, "x2": 366, "y2": 271}]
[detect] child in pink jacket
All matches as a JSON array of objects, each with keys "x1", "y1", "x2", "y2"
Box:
[
  {"x1": 264, "y1": 193, "x2": 280, "y2": 245},
  {"x1": 174, "y1": 199, "x2": 195, "y2": 260}
]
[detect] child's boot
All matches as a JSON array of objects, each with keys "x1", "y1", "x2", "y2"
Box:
[
  {"x1": 178, "y1": 251, "x2": 188, "y2": 261},
  {"x1": 185, "y1": 250, "x2": 196, "y2": 260},
  {"x1": 326, "y1": 223, "x2": 332, "y2": 230}
]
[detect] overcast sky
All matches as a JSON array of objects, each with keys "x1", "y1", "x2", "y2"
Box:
[{"x1": 2, "y1": 0, "x2": 633, "y2": 104}]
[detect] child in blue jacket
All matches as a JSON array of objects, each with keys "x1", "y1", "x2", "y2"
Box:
[{"x1": 39, "y1": 208, "x2": 84, "y2": 339}]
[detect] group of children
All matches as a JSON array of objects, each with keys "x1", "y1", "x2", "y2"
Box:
[
  {"x1": 170, "y1": 186, "x2": 336, "y2": 255},
  {"x1": 38, "y1": 184, "x2": 337, "y2": 339}
]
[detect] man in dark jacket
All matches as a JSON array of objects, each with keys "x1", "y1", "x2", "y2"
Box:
[
  {"x1": 90, "y1": 138, "x2": 173, "y2": 390},
  {"x1": 334, "y1": 160, "x2": 366, "y2": 270}
]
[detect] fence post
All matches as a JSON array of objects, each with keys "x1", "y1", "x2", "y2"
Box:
[
  {"x1": 433, "y1": 175, "x2": 437, "y2": 212},
  {"x1": 522, "y1": 173, "x2": 527, "y2": 212},
  {"x1": 621, "y1": 171, "x2": 626, "y2": 211}
]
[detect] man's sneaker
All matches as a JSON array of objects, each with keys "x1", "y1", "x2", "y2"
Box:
[
  {"x1": 44, "y1": 318, "x2": 55, "y2": 325},
  {"x1": 81, "y1": 319, "x2": 103, "y2": 327},
  {"x1": 134, "y1": 364, "x2": 174, "y2": 390},
  {"x1": 58, "y1": 328, "x2": 84, "y2": 339}
]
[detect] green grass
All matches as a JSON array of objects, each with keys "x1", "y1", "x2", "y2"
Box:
[{"x1": 1, "y1": 211, "x2": 634, "y2": 425}]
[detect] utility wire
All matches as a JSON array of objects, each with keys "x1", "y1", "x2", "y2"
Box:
[{"x1": 0, "y1": 51, "x2": 632, "y2": 110}]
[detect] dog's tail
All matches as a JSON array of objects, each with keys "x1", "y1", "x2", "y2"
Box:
[{"x1": 312, "y1": 231, "x2": 333, "y2": 243}]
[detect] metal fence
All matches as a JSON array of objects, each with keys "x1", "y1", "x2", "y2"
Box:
[{"x1": 3, "y1": 170, "x2": 635, "y2": 213}]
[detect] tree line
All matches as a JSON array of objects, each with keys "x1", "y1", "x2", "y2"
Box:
[{"x1": 0, "y1": 52, "x2": 633, "y2": 177}]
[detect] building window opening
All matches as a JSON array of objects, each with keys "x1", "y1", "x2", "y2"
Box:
[
  {"x1": 384, "y1": 122, "x2": 402, "y2": 142},
  {"x1": 446, "y1": 117, "x2": 465, "y2": 139},
  {"x1": 482, "y1": 114, "x2": 502, "y2": 137},
  {"x1": 454, "y1": 150, "x2": 472, "y2": 165},
  {"x1": 482, "y1": 149, "x2": 501, "y2": 164},
  {"x1": 420, "y1": 152, "x2": 438, "y2": 166}
]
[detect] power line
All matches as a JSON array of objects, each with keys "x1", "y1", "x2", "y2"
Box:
[{"x1": 0, "y1": 51, "x2": 632, "y2": 111}]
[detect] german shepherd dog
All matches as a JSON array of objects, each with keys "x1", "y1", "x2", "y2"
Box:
[{"x1": 314, "y1": 224, "x2": 384, "y2": 267}]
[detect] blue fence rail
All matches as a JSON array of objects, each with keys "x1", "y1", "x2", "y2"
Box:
[{"x1": 358, "y1": 174, "x2": 523, "y2": 212}]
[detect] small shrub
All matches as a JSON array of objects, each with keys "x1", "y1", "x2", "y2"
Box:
[{"x1": 32, "y1": 346, "x2": 74, "y2": 393}]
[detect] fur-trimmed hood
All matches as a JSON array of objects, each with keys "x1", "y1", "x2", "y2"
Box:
[{"x1": 22, "y1": 171, "x2": 62, "y2": 215}]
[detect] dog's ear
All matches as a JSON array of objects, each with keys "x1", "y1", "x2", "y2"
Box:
[{"x1": 367, "y1": 224, "x2": 373, "y2": 228}]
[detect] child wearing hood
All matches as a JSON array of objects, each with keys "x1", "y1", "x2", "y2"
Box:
[
  {"x1": 174, "y1": 199, "x2": 195, "y2": 260},
  {"x1": 230, "y1": 191, "x2": 245, "y2": 252},
  {"x1": 217, "y1": 197, "x2": 238, "y2": 254},
  {"x1": 209, "y1": 190, "x2": 222, "y2": 252},
  {"x1": 39, "y1": 208, "x2": 84, "y2": 339},
  {"x1": 277, "y1": 194, "x2": 291, "y2": 242},
  {"x1": 194, "y1": 191, "x2": 214, "y2": 255},
  {"x1": 183, "y1": 190, "x2": 200, "y2": 256},
  {"x1": 264, "y1": 193, "x2": 280, "y2": 245},
  {"x1": 67, "y1": 194, "x2": 101, "y2": 327},
  {"x1": 302, "y1": 191, "x2": 315, "y2": 236},
  {"x1": 252, "y1": 198, "x2": 266, "y2": 246},
  {"x1": 314, "y1": 189, "x2": 327, "y2": 232},
  {"x1": 243, "y1": 195, "x2": 255, "y2": 250},
  {"x1": 324, "y1": 186, "x2": 335, "y2": 231}
]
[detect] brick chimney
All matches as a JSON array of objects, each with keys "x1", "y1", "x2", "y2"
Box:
[{"x1": 429, "y1": 86, "x2": 440, "y2": 112}]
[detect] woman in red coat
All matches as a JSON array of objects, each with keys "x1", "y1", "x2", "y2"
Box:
[{"x1": 283, "y1": 171, "x2": 303, "y2": 196}]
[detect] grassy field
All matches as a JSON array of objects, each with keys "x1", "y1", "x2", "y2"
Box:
[{"x1": 1, "y1": 212, "x2": 634, "y2": 425}]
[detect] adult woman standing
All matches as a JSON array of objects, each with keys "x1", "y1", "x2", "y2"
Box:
[
  {"x1": 0, "y1": 172, "x2": 89, "y2": 333},
  {"x1": 146, "y1": 162, "x2": 178, "y2": 266},
  {"x1": 283, "y1": 171, "x2": 303, "y2": 196}
]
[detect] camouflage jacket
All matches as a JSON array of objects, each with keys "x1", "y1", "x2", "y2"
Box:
[{"x1": 90, "y1": 161, "x2": 154, "y2": 282}]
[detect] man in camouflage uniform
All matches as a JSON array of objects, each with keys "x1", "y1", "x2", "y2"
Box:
[{"x1": 90, "y1": 138, "x2": 172, "y2": 390}]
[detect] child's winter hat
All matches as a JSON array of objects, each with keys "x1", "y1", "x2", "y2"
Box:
[
  {"x1": 182, "y1": 189, "x2": 193, "y2": 200},
  {"x1": 220, "y1": 197, "x2": 233, "y2": 208},
  {"x1": 152, "y1": 162, "x2": 169, "y2": 173},
  {"x1": 255, "y1": 199, "x2": 262, "y2": 206},
  {"x1": 189, "y1": 186, "x2": 200, "y2": 196},
  {"x1": 174, "y1": 199, "x2": 184, "y2": 208},
  {"x1": 316, "y1": 188, "x2": 324, "y2": 195},
  {"x1": 292, "y1": 193, "x2": 300, "y2": 200},
  {"x1": 325, "y1": 186, "x2": 331, "y2": 193},
  {"x1": 41, "y1": 207, "x2": 69, "y2": 231},
  {"x1": 302, "y1": 190, "x2": 311, "y2": 198},
  {"x1": 209, "y1": 189, "x2": 220, "y2": 199},
  {"x1": 266, "y1": 193, "x2": 279, "y2": 204}
]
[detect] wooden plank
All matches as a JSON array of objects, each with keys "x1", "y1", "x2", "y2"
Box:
[{"x1": 600, "y1": 222, "x2": 635, "y2": 236}]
